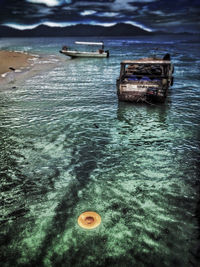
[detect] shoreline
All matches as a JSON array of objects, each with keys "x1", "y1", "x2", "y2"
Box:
[
  {"x1": 0, "y1": 50, "x2": 34, "y2": 76},
  {"x1": 0, "y1": 50, "x2": 63, "y2": 89}
]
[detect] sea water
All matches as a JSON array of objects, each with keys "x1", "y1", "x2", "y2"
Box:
[{"x1": 0, "y1": 35, "x2": 200, "y2": 266}]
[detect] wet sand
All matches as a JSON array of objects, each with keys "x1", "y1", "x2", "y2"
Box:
[
  {"x1": 0, "y1": 50, "x2": 34, "y2": 76},
  {"x1": 0, "y1": 50, "x2": 62, "y2": 89}
]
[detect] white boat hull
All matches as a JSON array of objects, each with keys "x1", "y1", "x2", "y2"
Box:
[{"x1": 60, "y1": 50, "x2": 109, "y2": 58}]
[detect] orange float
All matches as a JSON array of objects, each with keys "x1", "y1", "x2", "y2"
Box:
[{"x1": 78, "y1": 211, "x2": 101, "y2": 229}]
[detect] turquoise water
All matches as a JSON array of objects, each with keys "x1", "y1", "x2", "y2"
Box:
[{"x1": 0, "y1": 36, "x2": 200, "y2": 266}]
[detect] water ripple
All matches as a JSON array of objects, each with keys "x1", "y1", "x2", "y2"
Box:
[{"x1": 0, "y1": 36, "x2": 200, "y2": 266}]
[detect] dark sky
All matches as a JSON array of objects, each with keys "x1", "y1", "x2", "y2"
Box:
[{"x1": 0, "y1": 0, "x2": 200, "y2": 33}]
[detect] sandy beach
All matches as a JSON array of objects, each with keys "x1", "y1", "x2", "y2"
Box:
[
  {"x1": 0, "y1": 50, "x2": 34, "y2": 76},
  {"x1": 0, "y1": 50, "x2": 37, "y2": 88},
  {"x1": 0, "y1": 50, "x2": 62, "y2": 89}
]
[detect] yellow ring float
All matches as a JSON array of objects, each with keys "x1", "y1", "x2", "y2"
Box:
[{"x1": 78, "y1": 211, "x2": 101, "y2": 229}]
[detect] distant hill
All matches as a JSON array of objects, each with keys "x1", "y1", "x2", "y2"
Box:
[{"x1": 0, "y1": 23, "x2": 155, "y2": 37}]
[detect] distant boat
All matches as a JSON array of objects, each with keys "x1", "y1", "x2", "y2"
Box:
[{"x1": 59, "y1": 41, "x2": 109, "y2": 58}]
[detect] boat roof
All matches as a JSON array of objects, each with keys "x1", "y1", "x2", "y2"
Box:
[
  {"x1": 75, "y1": 41, "x2": 104, "y2": 46},
  {"x1": 121, "y1": 58, "x2": 171, "y2": 64}
]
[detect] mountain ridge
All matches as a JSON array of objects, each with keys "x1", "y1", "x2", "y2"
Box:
[{"x1": 0, "y1": 23, "x2": 158, "y2": 37}]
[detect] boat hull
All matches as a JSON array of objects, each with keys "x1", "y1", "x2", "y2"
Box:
[
  {"x1": 116, "y1": 80, "x2": 168, "y2": 103},
  {"x1": 60, "y1": 50, "x2": 109, "y2": 58}
]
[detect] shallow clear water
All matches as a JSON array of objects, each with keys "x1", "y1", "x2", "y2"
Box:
[{"x1": 0, "y1": 35, "x2": 200, "y2": 266}]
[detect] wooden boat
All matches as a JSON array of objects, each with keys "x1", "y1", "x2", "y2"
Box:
[
  {"x1": 59, "y1": 41, "x2": 109, "y2": 58},
  {"x1": 116, "y1": 54, "x2": 174, "y2": 103}
]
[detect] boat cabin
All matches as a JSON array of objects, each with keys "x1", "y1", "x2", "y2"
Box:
[{"x1": 117, "y1": 55, "x2": 174, "y2": 103}]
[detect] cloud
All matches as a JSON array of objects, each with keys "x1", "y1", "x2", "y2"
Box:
[
  {"x1": 149, "y1": 10, "x2": 165, "y2": 16},
  {"x1": 2, "y1": 21, "x2": 77, "y2": 30},
  {"x1": 1, "y1": 0, "x2": 199, "y2": 33},
  {"x1": 30, "y1": 7, "x2": 53, "y2": 17},
  {"x1": 2, "y1": 21, "x2": 116, "y2": 30},
  {"x1": 125, "y1": 21, "x2": 153, "y2": 32},
  {"x1": 90, "y1": 22, "x2": 116, "y2": 27},
  {"x1": 80, "y1": 10, "x2": 97, "y2": 16},
  {"x1": 96, "y1": 12, "x2": 119, "y2": 17},
  {"x1": 73, "y1": 1, "x2": 110, "y2": 8},
  {"x1": 3, "y1": 23, "x2": 41, "y2": 30},
  {"x1": 111, "y1": 0, "x2": 138, "y2": 11},
  {"x1": 26, "y1": 0, "x2": 71, "y2": 7}
]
